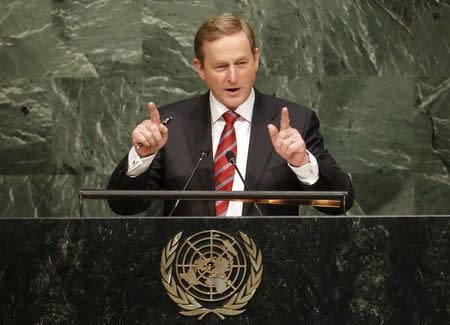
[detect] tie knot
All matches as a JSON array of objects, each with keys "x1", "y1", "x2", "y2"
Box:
[{"x1": 223, "y1": 111, "x2": 239, "y2": 124}]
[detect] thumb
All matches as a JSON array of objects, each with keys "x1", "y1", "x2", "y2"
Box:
[{"x1": 267, "y1": 124, "x2": 279, "y2": 140}]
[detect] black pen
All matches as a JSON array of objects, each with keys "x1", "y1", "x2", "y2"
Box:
[
  {"x1": 137, "y1": 116, "x2": 174, "y2": 148},
  {"x1": 161, "y1": 116, "x2": 174, "y2": 126}
]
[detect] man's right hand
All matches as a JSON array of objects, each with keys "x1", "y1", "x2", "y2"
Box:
[{"x1": 132, "y1": 102, "x2": 168, "y2": 158}]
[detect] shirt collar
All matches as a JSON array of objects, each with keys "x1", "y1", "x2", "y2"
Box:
[{"x1": 210, "y1": 88, "x2": 255, "y2": 124}]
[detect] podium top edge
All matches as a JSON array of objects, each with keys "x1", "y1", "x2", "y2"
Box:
[
  {"x1": 2, "y1": 215, "x2": 450, "y2": 220},
  {"x1": 79, "y1": 190, "x2": 348, "y2": 200}
]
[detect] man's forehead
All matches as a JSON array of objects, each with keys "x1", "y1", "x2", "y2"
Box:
[
  {"x1": 202, "y1": 33, "x2": 253, "y2": 60},
  {"x1": 204, "y1": 31, "x2": 250, "y2": 47}
]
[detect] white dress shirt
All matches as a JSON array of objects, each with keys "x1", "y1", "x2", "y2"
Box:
[{"x1": 126, "y1": 88, "x2": 319, "y2": 216}]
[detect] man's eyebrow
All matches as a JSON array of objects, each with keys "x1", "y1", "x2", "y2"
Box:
[
  {"x1": 235, "y1": 55, "x2": 250, "y2": 61},
  {"x1": 210, "y1": 56, "x2": 250, "y2": 66}
]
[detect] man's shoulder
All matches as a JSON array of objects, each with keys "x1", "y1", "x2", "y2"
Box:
[
  {"x1": 159, "y1": 93, "x2": 208, "y2": 113},
  {"x1": 256, "y1": 90, "x2": 315, "y2": 115}
]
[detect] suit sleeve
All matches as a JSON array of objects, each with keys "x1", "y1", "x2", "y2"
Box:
[
  {"x1": 107, "y1": 152, "x2": 164, "y2": 215},
  {"x1": 301, "y1": 110, "x2": 354, "y2": 214}
]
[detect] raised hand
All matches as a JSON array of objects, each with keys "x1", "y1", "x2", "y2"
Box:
[
  {"x1": 267, "y1": 107, "x2": 309, "y2": 167},
  {"x1": 131, "y1": 102, "x2": 168, "y2": 157}
]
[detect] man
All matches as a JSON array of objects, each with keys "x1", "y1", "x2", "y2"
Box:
[{"x1": 108, "y1": 13, "x2": 354, "y2": 216}]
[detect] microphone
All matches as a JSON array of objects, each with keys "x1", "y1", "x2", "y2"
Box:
[
  {"x1": 225, "y1": 151, "x2": 263, "y2": 216},
  {"x1": 168, "y1": 151, "x2": 209, "y2": 216}
]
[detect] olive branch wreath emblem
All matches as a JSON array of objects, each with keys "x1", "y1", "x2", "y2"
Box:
[{"x1": 160, "y1": 231, "x2": 263, "y2": 320}]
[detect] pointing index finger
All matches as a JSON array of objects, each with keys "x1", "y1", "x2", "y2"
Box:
[
  {"x1": 280, "y1": 107, "x2": 290, "y2": 130},
  {"x1": 147, "y1": 102, "x2": 161, "y2": 125}
]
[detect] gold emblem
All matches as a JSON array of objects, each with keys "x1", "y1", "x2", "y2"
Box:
[{"x1": 160, "y1": 230, "x2": 263, "y2": 320}]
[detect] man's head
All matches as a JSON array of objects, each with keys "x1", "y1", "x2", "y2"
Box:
[
  {"x1": 194, "y1": 13, "x2": 257, "y2": 65},
  {"x1": 193, "y1": 13, "x2": 260, "y2": 110}
]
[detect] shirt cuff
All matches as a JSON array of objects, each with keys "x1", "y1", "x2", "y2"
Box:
[
  {"x1": 288, "y1": 150, "x2": 319, "y2": 185},
  {"x1": 126, "y1": 146, "x2": 156, "y2": 177}
]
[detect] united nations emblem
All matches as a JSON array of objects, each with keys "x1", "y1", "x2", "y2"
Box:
[{"x1": 160, "y1": 230, "x2": 263, "y2": 320}]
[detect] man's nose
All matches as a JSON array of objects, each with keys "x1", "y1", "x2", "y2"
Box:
[{"x1": 227, "y1": 66, "x2": 237, "y2": 83}]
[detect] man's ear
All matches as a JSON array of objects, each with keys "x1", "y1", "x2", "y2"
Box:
[
  {"x1": 193, "y1": 58, "x2": 206, "y2": 81},
  {"x1": 254, "y1": 48, "x2": 260, "y2": 71}
]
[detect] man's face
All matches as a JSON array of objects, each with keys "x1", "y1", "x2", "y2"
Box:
[{"x1": 193, "y1": 31, "x2": 260, "y2": 110}]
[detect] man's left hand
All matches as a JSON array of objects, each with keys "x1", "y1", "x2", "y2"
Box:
[{"x1": 268, "y1": 107, "x2": 309, "y2": 167}]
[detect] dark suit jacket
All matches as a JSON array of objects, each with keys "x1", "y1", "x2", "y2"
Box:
[{"x1": 107, "y1": 89, "x2": 354, "y2": 216}]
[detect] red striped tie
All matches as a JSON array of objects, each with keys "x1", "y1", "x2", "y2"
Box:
[{"x1": 214, "y1": 111, "x2": 239, "y2": 216}]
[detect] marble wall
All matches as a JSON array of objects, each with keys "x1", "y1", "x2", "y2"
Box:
[{"x1": 1, "y1": 0, "x2": 449, "y2": 217}]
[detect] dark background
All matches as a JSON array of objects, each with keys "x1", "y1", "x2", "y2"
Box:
[{"x1": 0, "y1": 217, "x2": 448, "y2": 324}]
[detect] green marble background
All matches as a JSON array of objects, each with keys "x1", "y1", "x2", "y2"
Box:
[{"x1": 1, "y1": 0, "x2": 449, "y2": 217}]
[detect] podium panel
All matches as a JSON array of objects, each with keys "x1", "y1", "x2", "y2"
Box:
[{"x1": 0, "y1": 216, "x2": 448, "y2": 324}]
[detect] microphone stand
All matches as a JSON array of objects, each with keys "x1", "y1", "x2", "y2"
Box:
[
  {"x1": 226, "y1": 151, "x2": 263, "y2": 216},
  {"x1": 168, "y1": 152, "x2": 208, "y2": 216}
]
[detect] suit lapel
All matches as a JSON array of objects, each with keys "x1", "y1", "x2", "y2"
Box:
[
  {"x1": 243, "y1": 90, "x2": 277, "y2": 216},
  {"x1": 182, "y1": 92, "x2": 215, "y2": 215}
]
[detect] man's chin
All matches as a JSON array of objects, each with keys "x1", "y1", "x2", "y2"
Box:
[
  {"x1": 223, "y1": 101, "x2": 241, "y2": 110},
  {"x1": 221, "y1": 96, "x2": 246, "y2": 110}
]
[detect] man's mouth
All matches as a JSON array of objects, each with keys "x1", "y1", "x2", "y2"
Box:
[{"x1": 225, "y1": 87, "x2": 240, "y2": 95}]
